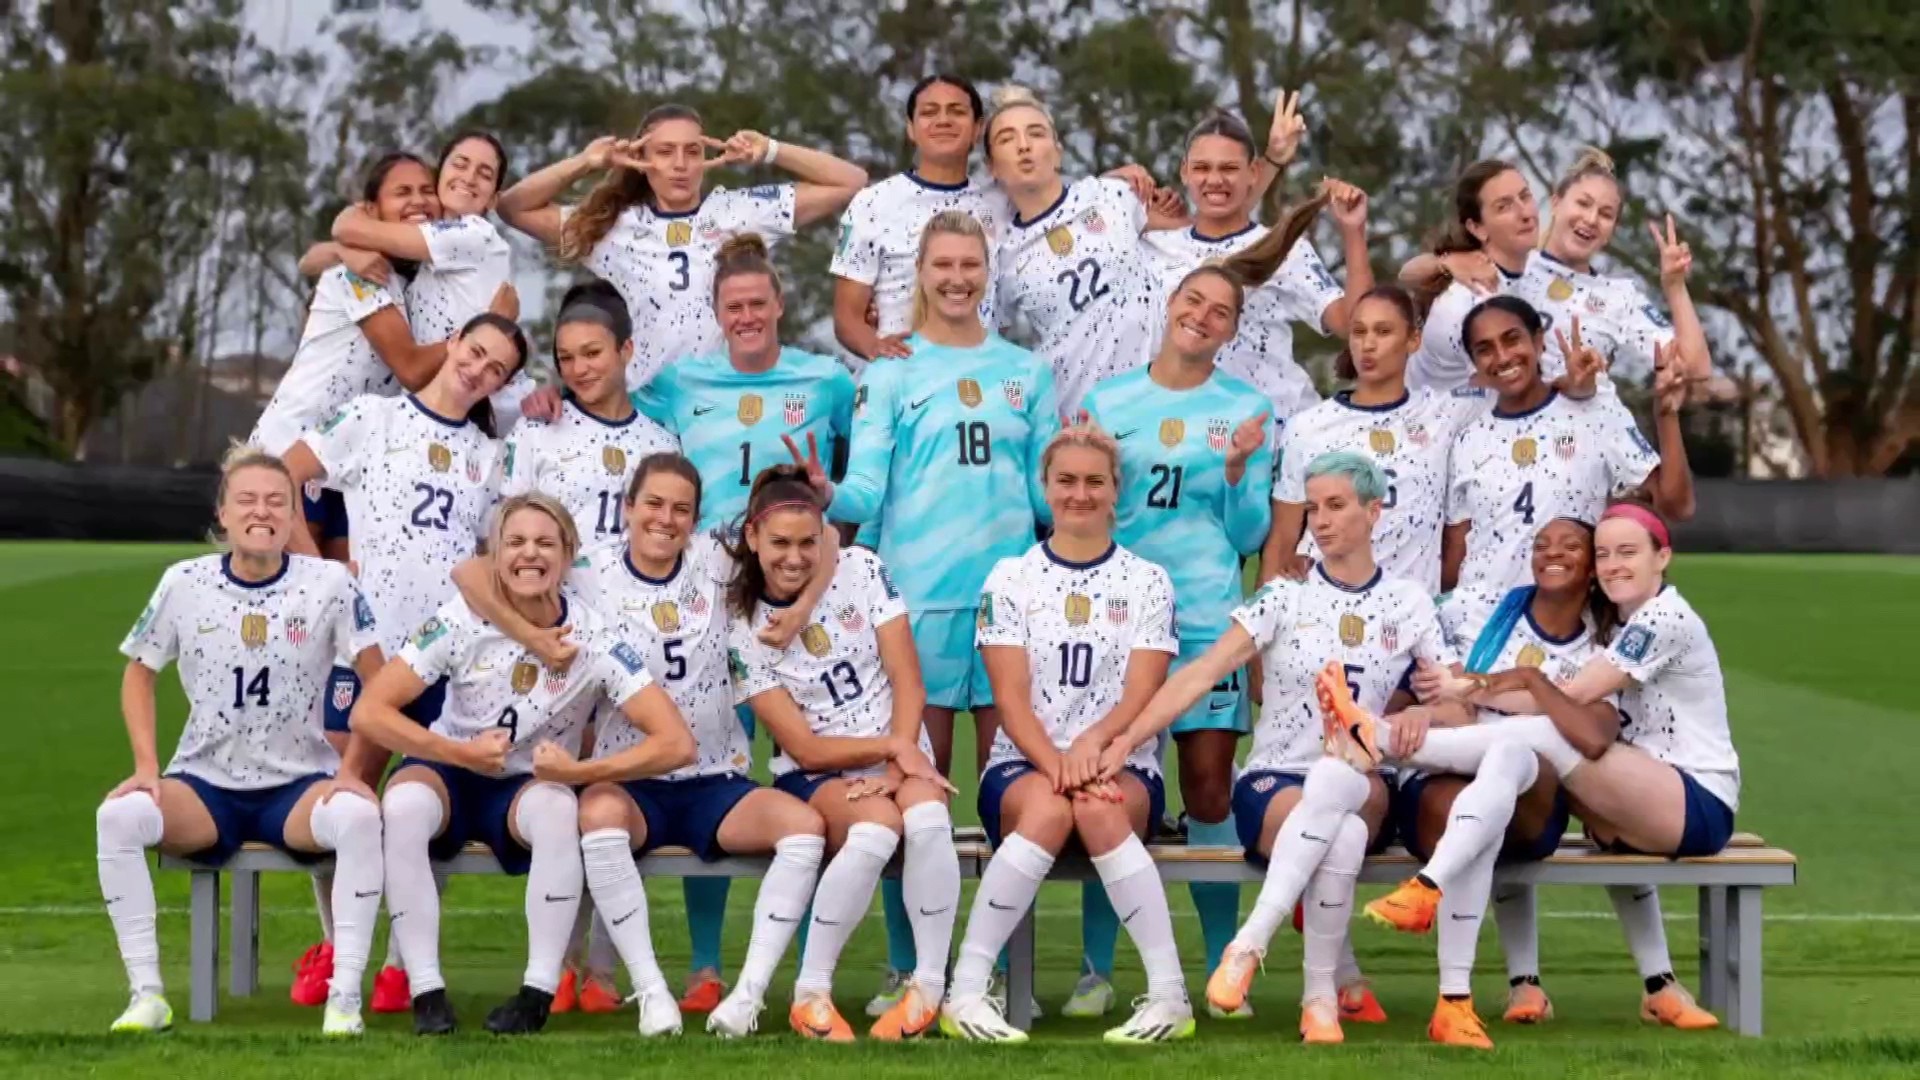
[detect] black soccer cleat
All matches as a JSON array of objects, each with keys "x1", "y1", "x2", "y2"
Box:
[
  {"x1": 484, "y1": 984, "x2": 555, "y2": 1035},
  {"x1": 412, "y1": 988, "x2": 457, "y2": 1036}
]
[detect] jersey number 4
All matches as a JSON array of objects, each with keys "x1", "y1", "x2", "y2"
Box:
[{"x1": 1513, "y1": 480, "x2": 1535, "y2": 525}]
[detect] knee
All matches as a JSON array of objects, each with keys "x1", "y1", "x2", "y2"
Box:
[
  {"x1": 1070, "y1": 798, "x2": 1132, "y2": 852},
  {"x1": 381, "y1": 781, "x2": 441, "y2": 842},
  {"x1": 780, "y1": 797, "x2": 827, "y2": 840},
  {"x1": 97, "y1": 793, "x2": 162, "y2": 849},
  {"x1": 1181, "y1": 781, "x2": 1231, "y2": 825},
  {"x1": 1013, "y1": 797, "x2": 1074, "y2": 851},
  {"x1": 577, "y1": 784, "x2": 631, "y2": 836},
  {"x1": 515, "y1": 781, "x2": 580, "y2": 844},
  {"x1": 845, "y1": 819, "x2": 901, "y2": 860},
  {"x1": 1486, "y1": 741, "x2": 1541, "y2": 787}
]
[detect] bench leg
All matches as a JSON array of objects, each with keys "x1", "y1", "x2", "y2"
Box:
[
  {"x1": 1007, "y1": 906, "x2": 1037, "y2": 1031},
  {"x1": 1697, "y1": 885, "x2": 1728, "y2": 1012},
  {"x1": 230, "y1": 867, "x2": 260, "y2": 997},
  {"x1": 1727, "y1": 885, "x2": 1763, "y2": 1036},
  {"x1": 189, "y1": 870, "x2": 221, "y2": 1022}
]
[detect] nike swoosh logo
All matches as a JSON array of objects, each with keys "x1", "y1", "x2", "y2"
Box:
[
  {"x1": 910, "y1": 396, "x2": 933, "y2": 410},
  {"x1": 355, "y1": 889, "x2": 380, "y2": 899},
  {"x1": 544, "y1": 893, "x2": 577, "y2": 903},
  {"x1": 1317, "y1": 900, "x2": 1343, "y2": 909},
  {"x1": 987, "y1": 899, "x2": 1017, "y2": 911},
  {"x1": 1454, "y1": 814, "x2": 1480, "y2": 823},
  {"x1": 612, "y1": 909, "x2": 638, "y2": 926},
  {"x1": 769, "y1": 913, "x2": 800, "y2": 923},
  {"x1": 1633, "y1": 889, "x2": 1655, "y2": 902},
  {"x1": 1121, "y1": 905, "x2": 1142, "y2": 925},
  {"x1": 813, "y1": 917, "x2": 842, "y2": 927},
  {"x1": 918, "y1": 906, "x2": 950, "y2": 917},
  {"x1": 197, "y1": 625, "x2": 221, "y2": 635},
  {"x1": 106, "y1": 896, "x2": 124, "y2": 905},
  {"x1": 385, "y1": 444, "x2": 413, "y2": 456},
  {"x1": 1208, "y1": 701, "x2": 1235, "y2": 712},
  {"x1": 1302, "y1": 833, "x2": 1328, "y2": 844},
  {"x1": 1449, "y1": 913, "x2": 1479, "y2": 922},
  {"x1": 556, "y1": 452, "x2": 582, "y2": 462},
  {"x1": 693, "y1": 405, "x2": 718, "y2": 416},
  {"x1": 474, "y1": 663, "x2": 494, "y2": 672},
  {"x1": 1114, "y1": 429, "x2": 1137, "y2": 440}
]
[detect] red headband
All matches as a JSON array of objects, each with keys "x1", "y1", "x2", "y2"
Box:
[
  {"x1": 1601, "y1": 503, "x2": 1671, "y2": 549},
  {"x1": 749, "y1": 499, "x2": 820, "y2": 527}
]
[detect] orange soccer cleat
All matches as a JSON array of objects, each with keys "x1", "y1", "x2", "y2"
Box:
[
  {"x1": 577, "y1": 973, "x2": 622, "y2": 1014},
  {"x1": 1641, "y1": 981, "x2": 1718, "y2": 1030},
  {"x1": 1299, "y1": 998, "x2": 1344, "y2": 1044},
  {"x1": 869, "y1": 983, "x2": 940, "y2": 1041},
  {"x1": 790, "y1": 991, "x2": 856, "y2": 1042},
  {"x1": 552, "y1": 968, "x2": 579, "y2": 1013},
  {"x1": 1205, "y1": 943, "x2": 1264, "y2": 1015},
  {"x1": 678, "y1": 969, "x2": 726, "y2": 1014},
  {"x1": 1365, "y1": 876, "x2": 1442, "y2": 934},
  {"x1": 1503, "y1": 979, "x2": 1554, "y2": 1024},
  {"x1": 1315, "y1": 661, "x2": 1382, "y2": 770},
  {"x1": 1428, "y1": 996, "x2": 1494, "y2": 1050},
  {"x1": 290, "y1": 942, "x2": 333, "y2": 1007},
  {"x1": 371, "y1": 965, "x2": 411, "y2": 1013},
  {"x1": 1339, "y1": 981, "x2": 1389, "y2": 1023}
]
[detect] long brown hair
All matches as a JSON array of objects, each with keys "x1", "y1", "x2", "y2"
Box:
[
  {"x1": 558, "y1": 104, "x2": 702, "y2": 263},
  {"x1": 1169, "y1": 187, "x2": 1332, "y2": 327},
  {"x1": 724, "y1": 465, "x2": 824, "y2": 619},
  {"x1": 1332, "y1": 284, "x2": 1424, "y2": 381},
  {"x1": 1426, "y1": 158, "x2": 1521, "y2": 256}
]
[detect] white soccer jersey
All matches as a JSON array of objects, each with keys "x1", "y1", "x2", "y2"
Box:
[
  {"x1": 1142, "y1": 225, "x2": 1342, "y2": 423},
  {"x1": 303, "y1": 393, "x2": 500, "y2": 656},
  {"x1": 252, "y1": 267, "x2": 404, "y2": 456},
  {"x1": 1275, "y1": 387, "x2": 1491, "y2": 594},
  {"x1": 500, "y1": 400, "x2": 678, "y2": 543},
  {"x1": 1409, "y1": 278, "x2": 1500, "y2": 393},
  {"x1": 1604, "y1": 585, "x2": 1740, "y2": 810},
  {"x1": 729, "y1": 547, "x2": 910, "y2": 777},
  {"x1": 401, "y1": 595, "x2": 655, "y2": 776},
  {"x1": 994, "y1": 177, "x2": 1157, "y2": 414},
  {"x1": 1512, "y1": 251, "x2": 1674, "y2": 383},
  {"x1": 120, "y1": 554, "x2": 381, "y2": 790},
  {"x1": 1234, "y1": 566, "x2": 1454, "y2": 776},
  {"x1": 830, "y1": 172, "x2": 1011, "y2": 345},
  {"x1": 975, "y1": 543, "x2": 1179, "y2": 775},
  {"x1": 1441, "y1": 583, "x2": 1597, "y2": 688},
  {"x1": 405, "y1": 214, "x2": 536, "y2": 431},
  {"x1": 568, "y1": 186, "x2": 798, "y2": 388},
  {"x1": 570, "y1": 535, "x2": 748, "y2": 778},
  {"x1": 1447, "y1": 392, "x2": 1660, "y2": 593}
]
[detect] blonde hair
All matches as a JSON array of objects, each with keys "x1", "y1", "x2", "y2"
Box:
[
  {"x1": 908, "y1": 210, "x2": 991, "y2": 331},
  {"x1": 982, "y1": 84, "x2": 1056, "y2": 157},
  {"x1": 1552, "y1": 146, "x2": 1619, "y2": 200},
  {"x1": 712, "y1": 232, "x2": 784, "y2": 302},
  {"x1": 1040, "y1": 423, "x2": 1123, "y2": 487},
  {"x1": 488, "y1": 493, "x2": 581, "y2": 576},
  {"x1": 210, "y1": 444, "x2": 296, "y2": 545}
]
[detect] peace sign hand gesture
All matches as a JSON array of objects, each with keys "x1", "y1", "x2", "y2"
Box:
[
  {"x1": 1653, "y1": 341, "x2": 1689, "y2": 416},
  {"x1": 1224, "y1": 411, "x2": 1270, "y2": 483},
  {"x1": 781, "y1": 431, "x2": 832, "y2": 501},
  {"x1": 1648, "y1": 213, "x2": 1693, "y2": 290},
  {"x1": 1267, "y1": 89, "x2": 1305, "y2": 167},
  {"x1": 1554, "y1": 316, "x2": 1608, "y2": 399},
  {"x1": 706, "y1": 131, "x2": 770, "y2": 171}
]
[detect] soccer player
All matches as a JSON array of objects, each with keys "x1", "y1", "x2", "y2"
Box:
[
  {"x1": 1401, "y1": 159, "x2": 1542, "y2": 392},
  {"x1": 497, "y1": 108, "x2": 866, "y2": 387},
  {"x1": 722, "y1": 467, "x2": 959, "y2": 1042},
  {"x1": 1100, "y1": 451, "x2": 1453, "y2": 1044},
  {"x1": 97, "y1": 449, "x2": 384, "y2": 1036},
  {"x1": 1444, "y1": 296, "x2": 1695, "y2": 593},
  {"x1": 942, "y1": 426, "x2": 1193, "y2": 1046},
  {"x1": 1076, "y1": 265, "x2": 1272, "y2": 1015},
  {"x1": 352, "y1": 494, "x2": 692, "y2": 1036},
  {"x1": 831, "y1": 74, "x2": 1011, "y2": 369}
]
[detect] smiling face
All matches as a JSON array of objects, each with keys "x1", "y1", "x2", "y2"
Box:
[
  {"x1": 437, "y1": 137, "x2": 501, "y2": 218},
  {"x1": 1468, "y1": 167, "x2": 1539, "y2": 256},
  {"x1": 1162, "y1": 271, "x2": 1239, "y2": 361},
  {"x1": 219, "y1": 465, "x2": 295, "y2": 561},
  {"x1": 985, "y1": 105, "x2": 1062, "y2": 195},
  {"x1": 747, "y1": 507, "x2": 822, "y2": 600},
  {"x1": 1594, "y1": 515, "x2": 1670, "y2": 610},
  {"x1": 1180, "y1": 133, "x2": 1258, "y2": 223},
  {"x1": 554, "y1": 320, "x2": 630, "y2": 409},
  {"x1": 716, "y1": 272, "x2": 783, "y2": 355},
  {"x1": 919, "y1": 230, "x2": 989, "y2": 322},
  {"x1": 1465, "y1": 307, "x2": 1544, "y2": 399},
  {"x1": 1347, "y1": 294, "x2": 1419, "y2": 387},
  {"x1": 1547, "y1": 174, "x2": 1622, "y2": 265},
  {"x1": 641, "y1": 116, "x2": 707, "y2": 210},
  {"x1": 1305, "y1": 472, "x2": 1381, "y2": 561},
  {"x1": 373, "y1": 159, "x2": 439, "y2": 225},
  {"x1": 1044, "y1": 443, "x2": 1118, "y2": 536},
  {"x1": 626, "y1": 469, "x2": 697, "y2": 567},
  {"x1": 495, "y1": 507, "x2": 568, "y2": 601},
  {"x1": 1531, "y1": 518, "x2": 1596, "y2": 600},
  {"x1": 439, "y1": 323, "x2": 521, "y2": 408},
  {"x1": 909, "y1": 80, "x2": 981, "y2": 167}
]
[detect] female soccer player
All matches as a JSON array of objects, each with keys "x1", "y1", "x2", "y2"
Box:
[
  {"x1": 941, "y1": 426, "x2": 1192, "y2": 1046},
  {"x1": 97, "y1": 449, "x2": 384, "y2": 1036},
  {"x1": 352, "y1": 494, "x2": 692, "y2": 1036},
  {"x1": 1401, "y1": 159, "x2": 1542, "y2": 391},
  {"x1": 498, "y1": 107, "x2": 866, "y2": 387},
  {"x1": 1444, "y1": 296, "x2": 1695, "y2": 593},
  {"x1": 1099, "y1": 451, "x2": 1454, "y2": 1044},
  {"x1": 1077, "y1": 263, "x2": 1271, "y2": 1014}
]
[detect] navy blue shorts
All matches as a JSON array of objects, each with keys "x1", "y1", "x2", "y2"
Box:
[
  {"x1": 1599, "y1": 767, "x2": 1735, "y2": 859},
  {"x1": 1392, "y1": 773, "x2": 1570, "y2": 864},
  {"x1": 396, "y1": 758, "x2": 539, "y2": 875},
  {"x1": 325, "y1": 673, "x2": 445, "y2": 734},
  {"x1": 624, "y1": 774, "x2": 758, "y2": 861},
  {"x1": 976, "y1": 760, "x2": 1165, "y2": 848},
  {"x1": 302, "y1": 486, "x2": 350, "y2": 541},
  {"x1": 170, "y1": 772, "x2": 328, "y2": 866},
  {"x1": 1232, "y1": 769, "x2": 1394, "y2": 865},
  {"x1": 772, "y1": 768, "x2": 843, "y2": 805}
]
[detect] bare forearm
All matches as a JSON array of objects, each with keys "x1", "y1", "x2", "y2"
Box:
[
  {"x1": 352, "y1": 704, "x2": 464, "y2": 763},
  {"x1": 573, "y1": 734, "x2": 695, "y2": 785},
  {"x1": 120, "y1": 664, "x2": 161, "y2": 773}
]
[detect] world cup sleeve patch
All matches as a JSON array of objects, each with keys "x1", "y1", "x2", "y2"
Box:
[
  {"x1": 611, "y1": 641, "x2": 646, "y2": 675},
  {"x1": 1617, "y1": 624, "x2": 1654, "y2": 663}
]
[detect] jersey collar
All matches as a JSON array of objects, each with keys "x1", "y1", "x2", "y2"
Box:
[
  {"x1": 221, "y1": 552, "x2": 290, "y2": 590},
  {"x1": 1190, "y1": 222, "x2": 1259, "y2": 245},
  {"x1": 648, "y1": 198, "x2": 703, "y2": 221},
  {"x1": 1042, "y1": 539, "x2": 1116, "y2": 571},
  {"x1": 1334, "y1": 389, "x2": 1410, "y2": 413},
  {"x1": 1523, "y1": 605, "x2": 1587, "y2": 646},
  {"x1": 906, "y1": 170, "x2": 971, "y2": 193},
  {"x1": 566, "y1": 395, "x2": 637, "y2": 429},
  {"x1": 1314, "y1": 561, "x2": 1381, "y2": 594},
  {"x1": 406, "y1": 393, "x2": 468, "y2": 428},
  {"x1": 1012, "y1": 184, "x2": 1071, "y2": 230},
  {"x1": 624, "y1": 548, "x2": 684, "y2": 586},
  {"x1": 1492, "y1": 388, "x2": 1559, "y2": 420},
  {"x1": 1534, "y1": 249, "x2": 1593, "y2": 279}
]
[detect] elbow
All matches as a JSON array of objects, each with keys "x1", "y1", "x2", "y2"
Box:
[
  {"x1": 1572, "y1": 728, "x2": 1613, "y2": 761},
  {"x1": 665, "y1": 728, "x2": 697, "y2": 772},
  {"x1": 1659, "y1": 486, "x2": 1697, "y2": 523}
]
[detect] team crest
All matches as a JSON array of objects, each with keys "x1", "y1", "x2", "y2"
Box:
[
  {"x1": 784, "y1": 393, "x2": 808, "y2": 426},
  {"x1": 1407, "y1": 423, "x2": 1430, "y2": 448},
  {"x1": 510, "y1": 661, "x2": 539, "y2": 695},
  {"x1": 727, "y1": 647, "x2": 749, "y2": 685},
  {"x1": 1107, "y1": 596, "x2": 1129, "y2": 625},
  {"x1": 1585, "y1": 293, "x2": 1607, "y2": 315},
  {"x1": 976, "y1": 592, "x2": 994, "y2": 629},
  {"x1": 1511, "y1": 437, "x2": 1539, "y2": 467},
  {"x1": 303, "y1": 478, "x2": 324, "y2": 503},
  {"x1": 700, "y1": 222, "x2": 723, "y2": 242},
  {"x1": 1002, "y1": 379, "x2": 1025, "y2": 409},
  {"x1": 651, "y1": 601, "x2": 681, "y2": 634},
  {"x1": 1045, "y1": 225, "x2": 1074, "y2": 256},
  {"x1": 1082, "y1": 209, "x2": 1107, "y2": 234},
  {"x1": 240, "y1": 613, "x2": 269, "y2": 649},
  {"x1": 603, "y1": 446, "x2": 628, "y2": 475},
  {"x1": 285, "y1": 616, "x2": 308, "y2": 646},
  {"x1": 1547, "y1": 277, "x2": 1574, "y2": 302},
  {"x1": 330, "y1": 678, "x2": 355, "y2": 713},
  {"x1": 665, "y1": 221, "x2": 693, "y2": 247},
  {"x1": 738, "y1": 393, "x2": 764, "y2": 426},
  {"x1": 466, "y1": 454, "x2": 482, "y2": 483},
  {"x1": 800, "y1": 623, "x2": 832, "y2": 658},
  {"x1": 1338, "y1": 612, "x2": 1366, "y2": 648},
  {"x1": 1252, "y1": 775, "x2": 1278, "y2": 794},
  {"x1": 957, "y1": 378, "x2": 983, "y2": 408},
  {"x1": 1064, "y1": 593, "x2": 1092, "y2": 627},
  {"x1": 1207, "y1": 418, "x2": 1230, "y2": 452},
  {"x1": 427, "y1": 442, "x2": 453, "y2": 473},
  {"x1": 1369, "y1": 428, "x2": 1397, "y2": 455},
  {"x1": 545, "y1": 667, "x2": 569, "y2": 694},
  {"x1": 1158, "y1": 418, "x2": 1185, "y2": 448},
  {"x1": 1381, "y1": 623, "x2": 1399, "y2": 653},
  {"x1": 1555, "y1": 433, "x2": 1577, "y2": 460},
  {"x1": 1516, "y1": 643, "x2": 1547, "y2": 669},
  {"x1": 837, "y1": 604, "x2": 865, "y2": 633},
  {"x1": 684, "y1": 587, "x2": 709, "y2": 617}
]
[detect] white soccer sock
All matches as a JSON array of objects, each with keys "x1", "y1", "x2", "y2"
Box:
[
  {"x1": 581, "y1": 828, "x2": 669, "y2": 997},
  {"x1": 1423, "y1": 741, "x2": 1539, "y2": 889},
  {"x1": 383, "y1": 862, "x2": 451, "y2": 973},
  {"x1": 950, "y1": 833, "x2": 1054, "y2": 1000},
  {"x1": 309, "y1": 790, "x2": 383, "y2": 1001},
  {"x1": 901, "y1": 802, "x2": 960, "y2": 998},
  {"x1": 587, "y1": 909, "x2": 620, "y2": 981},
  {"x1": 1234, "y1": 758, "x2": 1372, "y2": 952},
  {"x1": 311, "y1": 870, "x2": 336, "y2": 945},
  {"x1": 1436, "y1": 843, "x2": 1498, "y2": 996},
  {"x1": 381, "y1": 782, "x2": 445, "y2": 995},
  {"x1": 736, "y1": 834, "x2": 824, "y2": 998},
  {"x1": 1301, "y1": 813, "x2": 1366, "y2": 1003},
  {"x1": 1493, "y1": 884, "x2": 1540, "y2": 981},
  {"x1": 1395, "y1": 716, "x2": 1583, "y2": 779},
  {"x1": 97, "y1": 794, "x2": 165, "y2": 994},
  {"x1": 795, "y1": 821, "x2": 898, "y2": 995},
  {"x1": 1092, "y1": 834, "x2": 1186, "y2": 1004},
  {"x1": 1607, "y1": 884, "x2": 1673, "y2": 979},
  {"x1": 514, "y1": 782, "x2": 583, "y2": 994},
  {"x1": 1336, "y1": 935, "x2": 1365, "y2": 990}
]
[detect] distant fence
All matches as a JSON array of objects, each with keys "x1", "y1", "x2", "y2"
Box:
[{"x1": 1, "y1": 459, "x2": 1917, "y2": 553}]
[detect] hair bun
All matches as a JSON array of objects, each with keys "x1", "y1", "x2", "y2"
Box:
[
  {"x1": 1568, "y1": 146, "x2": 1616, "y2": 176},
  {"x1": 716, "y1": 232, "x2": 769, "y2": 261},
  {"x1": 989, "y1": 84, "x2": 1040, "y2": 110}
]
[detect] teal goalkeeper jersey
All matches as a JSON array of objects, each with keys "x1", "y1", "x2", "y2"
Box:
[
  {"x1": 829, "y1": 333, "x2": 1058, "y2": 611},
  {"x1": 633, "y1": 347, "x2": 855, "y2": 535},
  {"x1": 1084, "y1": 365, "x2": 1274, "y2": 643}
]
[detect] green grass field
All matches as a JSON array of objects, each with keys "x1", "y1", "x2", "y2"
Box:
[{"x1": 3, "y1": 542, "x2": 1918, "y2": 1077}]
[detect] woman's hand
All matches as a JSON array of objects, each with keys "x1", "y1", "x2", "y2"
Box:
[
  {"x1": 519, "y1": 385, "x2": 564, "y2": 425},
  {"x1": 1387, "y1": 706, "x2": 1432, "y2": 759},
  {"x1": 892, "y1": 741, "x2": 958, "y2": 794},
  {"x1": 107, "y1": 770, "x2": 162, "y2": 803},
  {"x1": 1266, "y1": 88, "x2": 1306, "y2": 168},
  {"x1": 460, "y1": 729, "x2": 512, "y2": 776}
]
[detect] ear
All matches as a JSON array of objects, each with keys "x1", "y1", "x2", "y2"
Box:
[
  {"x1": 619, "y1": 339, "x2": 636, "y2": 365},
  {"x1": 1653, "y1": 546, "x2": 1673, "y2": 576},
  {"x1": 1465, "y1": 218, "x2": 1489, "y2": 245},
  {"x1": 1365, "y1": 500, "x2": 1384, "y2": 529}
]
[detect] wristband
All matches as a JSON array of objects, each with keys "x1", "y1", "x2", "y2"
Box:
[
  {"x1": 1264, "y1": 152, "x2": 1288, "y2": 168},
  {"x1": 763, "y1": 138, "x2": 781, "y2": 166}
]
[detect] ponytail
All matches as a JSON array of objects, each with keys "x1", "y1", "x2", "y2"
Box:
[
  {"x1": 559, "y1": 104, "x2": 702, "y2": 263},
  {"x1": 724, "y1": 464, "x2": 824, "y2": 619}
]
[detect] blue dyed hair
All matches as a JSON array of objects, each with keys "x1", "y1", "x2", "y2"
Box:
[{"x1": 1304, "y1": 450, "x2": 1389, "y2": 503}]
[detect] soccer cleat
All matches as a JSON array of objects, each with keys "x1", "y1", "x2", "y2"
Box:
[
  {"x1": 1207, "y1": 1000, "x2": 1255, "y2": 1020},
  {"x1": 577, "y1": 973, "x2": 622, "y2": 1014},
  {"x1": 322, "y1": 993, "x2": 364, "y2": 1037},
  {"x1": 1204, "y1": 943, "x2": 1264, "y2": 1014},
  {"x1": 1315, "y1": 661, "x2": 1382, "y2": 770},
  {"x1": 705, "y1": 986, "x2": 764, "y2": 1039},
  {"x1": 939, "y1": 993, "x2": 1028, "y2": 1043},
  {"x1": 986, "y1": 970, "x2": 1043, "y2": 1019},
  {"x1": 484, "y1": 984, "x2": 555, "y2": 1035},
  {"x1": 678, "y1": 968, "x2": 726, "y2": 1014},
  {"x1": 869, "y1": 982, "x2": 939, "y2": 1041},
  {"x1": 552, "y1": 968, "x2": 579, "y2": 1013},
  {"x1": 1428, "y1": 996, "x2": 1494, "y2": 1050},
  {"x1": 1339, "y1": 982, "x2": 1389, "y2": 1023},
  {"x1": 411, "y1": 987, "x2": 457, "y2": 1036},
  {"x1": 109, "y1": 991, "x2": 173, "y2": 1034},
  {"x1": 1641, "y1": 982, "x2": 1718, "y2": 1029},
  {"x1": 290, "y1": 942, "x2": 334, "y2": 1007},
  {"x1": 864, "y1": 969, "x2": 910, "y2": 1018},
  {"x1": 1503, "y1": 980, "x2": 1554, "y2": 1024},
  {"x1": 1060, "y1": 972, "x2": 1115, "y2": 1018},
  {"x1": 372, "y1": 965, "x2": 411, "y2": 1013},
  {"x1": 1103, "y1": 995, "x2": 1196, "y2": 1045},
  {"x1": 633, "y1": 986, "x2": 684, "y2": 1037},
  {"x1": 789, "y1": 991, "x2": 855, "y2": 1043},
  {"x1": 1299, "y1": 997, "x2": 1344, "y2": 1044},
  {"x1": 1365, "y1": 877, "x2": 1442, "y2": 934}
]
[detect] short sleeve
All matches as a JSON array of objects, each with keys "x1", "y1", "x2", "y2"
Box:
[
  {"x1": 565, "y1": 548, "x2": 608, "y2": 611},
  {"x1": 1606, "y1": 594, "x2": 1688, "y2": 684},
  {"x1": 631, "y1": 368, "x2": 678, "y2": 430},
  {"x1": 119, "y1": 566, "x2": 182, "y2": 671},
  {"x1": 973, "y1": 561, "x2": 1027, "y2": 649},
  {"x1": 1133, "y1": 567, "x2": 1180, "y2": 655},
  {"x1": 860, "y1": 551, "x2": 909, "y2": 628},
  {"x1": 1405, "y1": 591, "x2": 1457, "y2": 667},
  {"x1": 598, "y1": 638, "x2": 658, "y2": 706},
  {"x1": 421, "y1": 216, "x2": 497, "y2": 270},
  {"x1": 1270, "y1": 239, "x2": 1344, "y2": 332},
  {"x1": 1096, "y1": 176, "x2": 1147, "y2": 235},
  {"x1": 721, "y1": 185, "x2": 797, "y2": 242},
  {"x1": 397, "y1": 612, "x2": 459, "y2": 683},
  {"x1": 828, "y1": 197, "x2": 879, "y2": 284},
  {"x1": 340, "y1": 270, "x2": 399, "y2": 323},
  {"x1": 302, "y1": 396, "x2": 380, "y2": 490},
  {"x1": 1229, "y1": 578, "x2": 1293, "y2": 649},
  {"x1": 1616, "y1": 280, "x2": 1676, "y2": 372},
  {"x1": 1437, "y1": 583, "x2": 1496, "y2": 651},
  {"x1": 1274, "y1": 421, "x2": 1312, "y2": 503},
  {"x1": 1602, "y1": 415, "x2": 1661, "y2": 494},
  {"x1": 339, "y1": 574, "x2": 382, "y2": 658},
  {"x1": 726, "y1": 621, "x2": 783, "y2": 703}
]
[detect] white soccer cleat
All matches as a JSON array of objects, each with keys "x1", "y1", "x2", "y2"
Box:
[
  {"x1": 1206, "y1": 999, "x2": 1255, "y2": 1020},
  {"x1": 1103, "y1": 995, "x2": 1197, "y2": 1044},
  {"x1": 986, "y1": 970, "x2": 1043, "y2": 1020},
  {"x1": 321, "y1": 994, "x2": 364, "y2": 1037},
  {"x1": 109, "y1": 991, "x2": 173, "y2": 1034},
  {"x1": 1060, "y1": 972, "x2": 1115, "y2": 1018},
  {"x1": 938, "y1": 992, "x2": 1028, "y2": 1043},
  {"x1": 704, "y1": 986, "x2": 763, "y2": 1039},
  {"x1": 633, "y1": 986, "x2": 684, "y2": 1037}
]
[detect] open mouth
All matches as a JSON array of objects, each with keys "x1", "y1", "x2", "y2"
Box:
[
  {"x1": 1491, "y1": 357, "x2": 1526, "y2": 382},
  {"x1": 1174, "y1": 319, "x2": 1210, "y2": 345},
  {"x1": 243, "y1": 523, "x2": 275, "y2": 537},
  {"x1": 511, "y1": 564, "x2": 548, "y2": 583}
]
